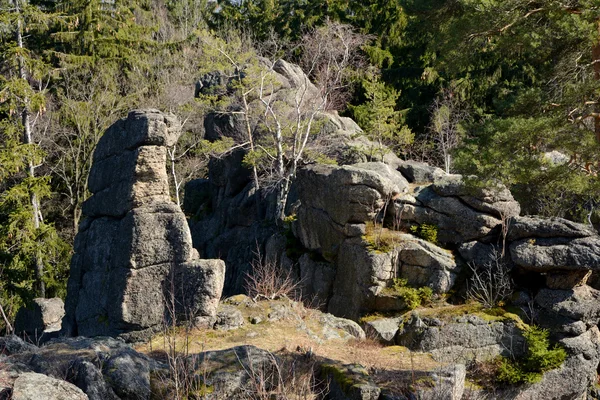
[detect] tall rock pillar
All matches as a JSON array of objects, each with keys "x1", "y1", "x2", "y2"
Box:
[{"x1": 62, "y1": 110, "x2": 224, "y2": 342}]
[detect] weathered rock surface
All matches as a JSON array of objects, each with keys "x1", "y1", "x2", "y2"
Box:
[
  {"x1": 2, "y1": 337, "x2": 157, "y2": 400},
  {"x1": 510, "y1": 236, "x2": 600, "y2": 272},
  {"x1": 14, "y1": 298, "x2": 64, "y2": 336},
  {"x1": 63, "y1": 110, "x2": 224, "y2": 341},
  {"x1": 535, "y1": 285, "x2": 600, "y2": 334},
  {"x1": 294, "y1": 162, "x2": 407, "y2": 259},
  {"x1": 394, "y1": 174, "x2": 520, "y2": 244},
  {"x1": 507, "y1": 215, "x2": 597, "y2": 241},
  {"x1": 363, "y1": 317, "x2": 401, "y2": 344},
  {"x1": 188, "y1": 345, "x2": 279, "y2": 400},
  {"x1": 397, "y1": 160, "x2": 445, "y2": 184},
  {"x1": 396, "y1": 313, "x2": 526, "y2": 363},
  {"x1": 11, "y1": 372, "x2": 88, "y2": 400},
  {"x1": 396, "y1": 235, "x2": 458, "y2": 293},
  {"x1": 321, "y1": 362, "x2": 381, "y2": 400}
]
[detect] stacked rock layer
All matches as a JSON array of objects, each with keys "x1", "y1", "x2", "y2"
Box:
[{"x1": 62, "y1": 110, "x2": 224, "y2": 342}]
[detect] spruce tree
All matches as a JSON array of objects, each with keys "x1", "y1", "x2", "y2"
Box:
[{"x1": 0, "y1": 0, "x2": 69, "y2": 322}]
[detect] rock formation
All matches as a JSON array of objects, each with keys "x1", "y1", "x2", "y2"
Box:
[
  {"x1": 62, "y1": 109, "x2": 224, "y2": 342},
  {"x1": 14, "y1": 298, "x2": 64, "y2": 337}
]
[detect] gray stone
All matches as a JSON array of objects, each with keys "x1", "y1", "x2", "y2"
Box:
[
  {"x1": 102, "y1": 350, "x2": 151, "y2": 400},
  {"x1": 363, "y1": 317, "x2": 401, "y2": 344},
  {"x1": 93, "y1": 109, "x2": 180, "y2": 162},
  {"x1": 535, "y1": 285, "x2": 600, "y2": 331},
  {"x1": 28, "y1": 337, "x2": 153, "y2": 400},
  {"x1": 0, "y1": 336, "x2": 37, "y2": 356},
  {"x1": 14, "y1": 298, "x2": 64, "y2": 337},
  {"x1": 294, "y1": 163, "x2": 407, "y2": 258},
  {"x1": 396, "y1": 314, "x2": 525, "y2": 363},
  {"x1": 68, "y1": 360, "x2": 119, "y2": 400},
  {"x1": 215, "y1": 305, "x2": 244, "y2": 330},
  {"x1": 398, "y1": 160, "x2": 446, "y2": 183},
  {"x1": 322, "y1": 362, "x2": 381, "y2": 400},
  {"x1": 397, "y1": 187, "x2": 503, "y2": 244},
  {"x1": 431, "y1": 174, "x2": 520, "y2": 219},
  {"x1": 418, "y1": 364, "x2": 466, "y2": 400},
  {"x1": 193, "y1": 345, "x2": 279, "y2": 399},
  {"x1": 12, "y1": 372, "x2": 88, "y2": 400},
  {"x1": 328, "y1": 238, "x2": 395, "y2": 319},
  {"x1": 204, "y1": 112, "x2": 246, "y2": 142},
  {"x1": 506, "y1": 216, "x2": 597, "y2": 241},
  {"x1": 328, "y1": 234, "x2": 457, "y2": 319},
  {"x1": 319, "y1": 314, "x2": 366, "y2": 340},
  {"x1": 458, "y1": 241, "x2": 499, "y2": 266},
  {"x1": 298, "y1": 254, "x2": 336, "y2": 306},
  {"x1": 63, "y1": 110, "x2": 224, "y2": 340},
  {"x1": 512, "y1": 327, "x2": 600, "y2": 400},
  {"x1": 510, "y1": 236, "x2": 600, "y2": 272},
  {"x1": 273, "y1": 59, "x2": 321, "y2": 102},
  {"x1": 397, "y1": 234, "x2": 459, "y2": 293},
  {"x1": 169, "y1": 259, "x2": 225, "y2": 323}
]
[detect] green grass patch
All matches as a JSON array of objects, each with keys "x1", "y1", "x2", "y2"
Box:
[
  {"x1": 363, "y1": 222, "x2": 404, "y2": 253},
  {"x1": 381, "y1": 278, "x2": 433, "y2": 310}
]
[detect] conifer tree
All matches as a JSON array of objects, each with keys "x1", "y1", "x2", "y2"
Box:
[{"x1": 0, "y1": 0, "x2": 69, "y2": 318}]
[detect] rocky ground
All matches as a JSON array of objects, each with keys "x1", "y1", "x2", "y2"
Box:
[{"x1": 1, "y1": 296, "x2": 477, "y2": 400}]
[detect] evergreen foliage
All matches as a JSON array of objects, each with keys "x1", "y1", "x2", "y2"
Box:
[
  {"x1": 0, "y1": 0, "x2": 599, "y2": 331},
  {"x1": 497, "y1": 326, "x2": 567, "y2": 384}
]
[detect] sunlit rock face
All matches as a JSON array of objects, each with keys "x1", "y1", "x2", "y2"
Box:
[{"x1": 62, "y1": 109, "x2": 224, "y2": 342}]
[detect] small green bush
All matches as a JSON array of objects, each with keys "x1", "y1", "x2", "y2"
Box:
[
  {"x1": 388, "y1": 278, "x2": 433, "y2": 310},
  {"x1": 497, "y1": 326, "x2": 567, "y2": 385},
  {"x1": 409, "y1": 224, "x2": 438, "y2": 244}
]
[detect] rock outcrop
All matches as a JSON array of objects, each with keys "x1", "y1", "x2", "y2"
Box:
[
  {"x1": 182, "y1": 59, "x2": 600, "y2": 398},
  {"x1": 14, "y1": 298, "x2": 64, "y2": 337},
  {"x1": 62, "y1": 110, "x2": 224, "y2": 341}
]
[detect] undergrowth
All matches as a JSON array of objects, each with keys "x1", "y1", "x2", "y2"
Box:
[
  {"x1": 383, "y1": 278, "x2": 433, "y2": 310},
  {"x1": 363, "y1": 221, "x2": 403, "y2": 253},
  {"x1": 470, "y1": 326, "x2": 567, "y2": 386},
  {"x1": 409, "y1": 224, "x2": 438, "y2": 244}
]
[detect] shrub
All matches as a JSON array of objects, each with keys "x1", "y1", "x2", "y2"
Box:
[
  {"x1": 467, "y1": 249, "x2": 513, "y2": 309},
  {"x1": 387, "y1": 278, "x2": 433, "y2": 310},
  {"x1": 497, "y1": 326, "x2": 567, "y2": 385},
  {"x1": 409, "y1": 224, "x2": 438, "y2": 244},
  {"x1": 245, "y1": 252, "x2": 300, "y2": 300}
]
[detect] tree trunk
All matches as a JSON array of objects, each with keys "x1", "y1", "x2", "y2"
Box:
[{"x1": 15, "y1": 0, "x2": 45, "y2": 298}]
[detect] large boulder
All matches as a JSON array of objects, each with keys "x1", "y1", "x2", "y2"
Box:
[
  {"x1": 393, "y1": 174, "x2": 520, "y2": 244},
  {"x1": 396, "y1": 235, "x2": 459, "y2": 293},
  {"x1": 27, "y1": 337, "x2": 154, "y2": 400},
  {"x1": 511, "y1": 327, "x2": 600, "y2": 400},
  {"x1": 63, "y1": 110, "x2": 224, "y2": 341},
  {"x1": 535, "y1": 285, "x2": 600, "y2": 334},
  {"x1": 327, "y1": 234, "x2": 458, "y2": 319},
  {"x1": 14, "y1": 298, "x2": 64, "y2": 337},
  {"x1": 187, "y1": 345, "x2": 280, "y2": 399},
  {"x1": 396, "y1": 313, "x2": 526, "y2": 363},
  {"x1": 506, "y1": 216, "x2": 597, "y2": 241},
  {"x1": 11, "y1": 373, "x2": 88, "y2": 400},
  {"x1": 510, "y1": 236, "x2": 600, "y2": 272},
  {"x1": 294, "y1": 162, "x2": 408, "y2": 260}
]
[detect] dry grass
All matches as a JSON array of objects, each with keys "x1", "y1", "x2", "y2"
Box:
[{"x1": 138, "y1": 297, "x2": 445, "y2": 399}]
